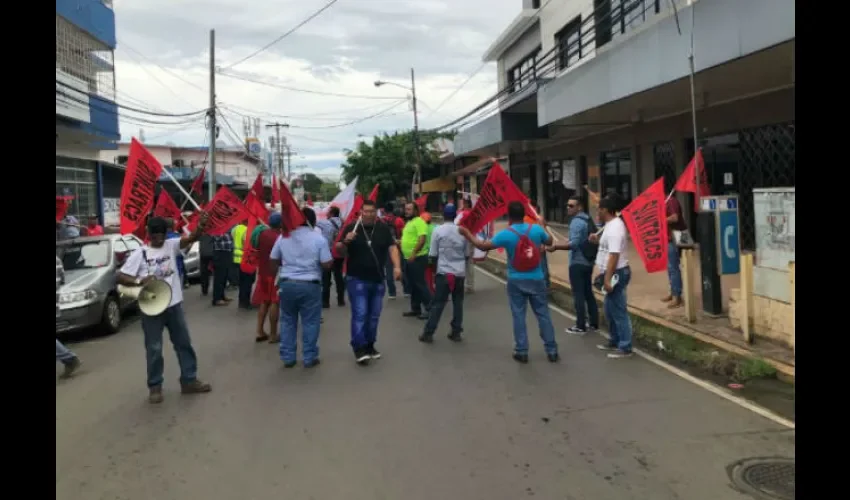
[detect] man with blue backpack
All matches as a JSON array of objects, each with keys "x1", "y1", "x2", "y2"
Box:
[{"x1": 546, "y1": 195, "x2": 600, "y2": 335}]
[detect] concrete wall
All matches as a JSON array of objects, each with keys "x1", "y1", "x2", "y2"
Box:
[
  {"x1": 728, "y1": 288, "x2": 793, "y2": 348},
  {"x1": 538, "y1": 0, "x2": 593, "y2": 55},
  {"x1": 538, "y1": 0, "x2": 795, "y2": 125},
  {"x1": 498, "y1": 24, "x2": 543, "y2": 91}
]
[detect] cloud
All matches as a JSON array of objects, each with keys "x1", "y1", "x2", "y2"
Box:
[{"x1": 111, "y1": 0, "x2": 519, "y2": 178}]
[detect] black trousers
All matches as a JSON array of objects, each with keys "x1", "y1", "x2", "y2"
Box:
[
  {"x1": 212, "y1": 252, "x2": 231, "y2": 303},
  {"x1": 239, "y1": 270, "x2": 256, "y2": 308},
  {"x1": 408, "y1": 256, "x2": 433, "y2": 314},
  {"x1": 199, "y1": 256, "x2": 213, "y2": 295},
  {"x1": 322, "y1": 258, "x2": 345, "y2": 306}
]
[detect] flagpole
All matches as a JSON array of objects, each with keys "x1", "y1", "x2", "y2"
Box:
[
  {"x1": 179, "y1": 164, "x2": 206, "y2": 211},
  {"x1": 161, "y1": 167, "x2": 203, "y2": 212},
  {"x1": 687, "y1": 0, "x2": 700, "y2": 209}
]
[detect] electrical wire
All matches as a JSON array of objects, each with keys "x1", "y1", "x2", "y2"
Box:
[
  {"x1": 217, "y1": 70, "x2": 405, "y2": 100},
  {"x1": 57, "y1": 90, "x2": 206, "y2": 127},
  {"x1": 119, "y1": 40, "x2": 205, "y2": 91},
  {"x1": 216, "y1": 110, "x2": 247, "y2": 147},
  {"x1": 219, "y1": 99, "x2": 406, "y2": 121},
  {"x1": 223, "y1": 100, "x2": 407, "y2": 130},
  {"x1": 57, "y1": 80, "x2": 207, "y2": 117},
  {"x1": 120, "y1": 43, "x2": 206, "y2": 112},
  {"x1": 221, "y1": 0, "x2": 342, "y2": 70},
  {"x1": 423, "y1": 63, "x2": 488, "y2": 122}
]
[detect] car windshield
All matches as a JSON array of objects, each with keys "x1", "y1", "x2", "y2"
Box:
[{"x1": 57, "y1": 240, "x2": 112, "y2": 270}]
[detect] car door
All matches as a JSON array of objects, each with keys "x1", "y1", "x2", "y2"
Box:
[
  {"x1": 112, "y1": 239, "x2": 133, "y2": 308},
  {"x1": 120, "y1": 237, "x2": 144, "y2": 308}
]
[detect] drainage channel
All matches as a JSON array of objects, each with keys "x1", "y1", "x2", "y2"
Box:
[{"x1": 727, "y1": 457, "x2": 795, "y2": 500}]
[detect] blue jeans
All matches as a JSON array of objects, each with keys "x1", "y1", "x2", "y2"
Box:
[
  {"x1": 385, "y1": 259, "x2": 397, "y2": 297},
  {"x1": 141, "y1": 303, "x2": 198, "y2": 388},
  {"x1": 603, "y1": 267, "x2": 633, "y2": 353},
  {"x1": 56, "y1": 339, "x2": 76, "y2": 364},
  {"x1": 667, "y1": 242, "x2": 683, "y2": 298},
  {"x1": 506, "y1": 279, "x2": 558, "y2": 356},
  {"x1": 423, "y1": 274, "x2": 465, "y2": 335},
  {"x1": 346, "y1": 277, "x2": 385, "y2": 351},
  {"x1": 569, "y1": 264, "x2": 599, "y2": 329},
  {"x1": 278, "y1": 281, "x2": 323, "y2": 364}
]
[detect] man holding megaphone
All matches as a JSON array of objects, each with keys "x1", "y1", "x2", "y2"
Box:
[{"x1": 117, "y1": 214, "x2": 212, "y2": 405}]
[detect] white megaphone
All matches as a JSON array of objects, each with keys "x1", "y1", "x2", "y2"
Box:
[{"x1": 118, "y1": 280, "x2": 172, "y2": 316}]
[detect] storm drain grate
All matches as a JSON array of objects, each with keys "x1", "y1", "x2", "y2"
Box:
[{"x1": 727, "y1": 457, "x2": 795, "y2": 500}]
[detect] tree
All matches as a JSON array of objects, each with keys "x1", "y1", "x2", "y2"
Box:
[
  {"x1": 318, "y1": 181, "x2": 340, "y2": 201},
  {"x1": 339, "y1": 129, "x2": 455, "y2": 201},
  {"x1": 300, "y1": 173, "x2": 324, "y2": 194}
]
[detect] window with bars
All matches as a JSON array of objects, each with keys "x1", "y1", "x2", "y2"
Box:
[
  {"x1": 56, "y1": 14, "x2": 116, "y2": 102},
  {"x1": 506, "y1": 48, "x2": 541, "y2": 94},
  {"x1": 555, "y1": 17, "x2": 582, "y2": 70}
]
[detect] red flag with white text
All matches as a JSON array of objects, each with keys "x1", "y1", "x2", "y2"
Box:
[
  {"x1": 620, "y1": 177, "x2": 669, "y2": 273},
  {"x1": 458, "y1": 163, "x2": 536, "y2": 235},
  {"x1": 120, "y1": 138, "x2": 164, "y2": 235}
]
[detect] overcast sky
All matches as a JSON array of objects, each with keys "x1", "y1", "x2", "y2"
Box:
[{"x1": 112, "y1": 0, "x2": 520, "y2": 179}]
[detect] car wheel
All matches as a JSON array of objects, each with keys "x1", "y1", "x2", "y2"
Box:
[{"x1": 101, "y1": 296, "x2": 122, "y2": 334}]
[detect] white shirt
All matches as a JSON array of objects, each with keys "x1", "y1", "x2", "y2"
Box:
[
  {"x1": 120, "y1": 239, "x2": 184, "y2": 308},
  {"x1": 429, "y1": 223, "x2": 469, "y2": 276},
  {"x1": 595, "y1": 217, "x2": 629, "y2": 272}
]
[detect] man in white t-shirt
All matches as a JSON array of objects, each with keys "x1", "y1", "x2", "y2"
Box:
[
  {"x1": 118, "y1": 214, "x2": 212, "y2": 404},
  {"x1": 590, "y1": 196, "x2": 633, "y2": 358}
]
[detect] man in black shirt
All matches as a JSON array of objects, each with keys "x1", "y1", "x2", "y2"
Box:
[{"x1": 335, "y1": 200, "x2": 402, "y2": 365}]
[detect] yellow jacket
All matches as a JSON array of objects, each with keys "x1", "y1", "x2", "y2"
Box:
[{"x1": 232, "y1": 224, "x2": 247, "y2": 263}]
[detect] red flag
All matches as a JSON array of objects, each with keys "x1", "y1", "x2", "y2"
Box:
[
  {"x1": 620, "y1": 178, "x2": 669, "y2": 273},
  {"x1": 153, "y1": 189, "x2": 182, "y2": 222},
  {"x1": 120, "y1": 138, "x2": 164, "y2": 235},
  {"x1": 244, "y1": 174, "x2": 270, "y2": 223},
  {"x1": 249, "y1": 174, "x2": 264, "y2": 201},
  {"x1": 332, "y1": 195, "x2": 364, "y2": 259},
  {"x1": 674, "y1": 149, "x2": 711, "y2": 210},
  {"x1": 189, "y1": 165, "x2": 206, "y2": 198},
  {"x1": 271, "y1": 175, "x2": 280, "y2": 206},
  {"x1": 133, "y1": 214, "x2": 149, "y2": 243},
  {"x1": 203, "y1": 186, "x2": 250, "y2": 236},
  {"x1": 307, "y1": 193, "x2": 314, "y2": 207},
  {"x1": 458, "y1": 163, "x2": 536, "y2": 235},
  {"x1": 240, "y1": 216, "x2": 259, "y2": 274},
  {"x1": 278, "y1": 178, "x2": 306, "y2": 235},
  {"x1": 368, "y1": 184, "x2": 379, "y2": 203},
  {"x1": 56, "y1": 195, "x2": 74, "y2": 222},
  {"x1": 414, "y1": 194, "x2": 428, "y2": 213}
]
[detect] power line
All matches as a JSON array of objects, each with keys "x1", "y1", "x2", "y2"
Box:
[
  {"x1": 221, "y1": 0, "x2": 342, "y2": 70},
  {"x1": 424, "y1": 63, "x2": 487, "y2": 122},
  {"x1": 57, "y1": 80, "x2": 207, "y2": 117},
  {"x1": 57, "y1": 90, "x2": 206, "y2": 126},
  {"x1": 217, "y1": 70, "x2": 405, "y2": 100},
  {"x1": 223, "y1": 100, "x2": 407, "y2": 130},
  {"x1": 219, "y1": 99, "x2": 405, "y2": 121},
  {"x1": 120, "y1": 44, "x2": 206, "y2": 111},
  {"x1": 119, "y1": 40, "x2": 205, "y2": 91}
]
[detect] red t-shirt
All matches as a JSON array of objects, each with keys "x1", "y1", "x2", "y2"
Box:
[
  {"x1": 666, "y1": 197, "x2": 687, "y2": 240},
  {"x1": 256, "y1": 229, "x2": 280, "y2": 278},
  {"x1": 85, "y1": 225, "x2": 104, "y2": 236}
]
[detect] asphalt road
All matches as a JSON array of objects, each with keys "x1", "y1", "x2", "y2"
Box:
[{"x1": 57, "y1": 270, "x2": 795, "y2": 500}]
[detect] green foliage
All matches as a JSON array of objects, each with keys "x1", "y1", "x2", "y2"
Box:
[
  {"x1": 339, "y1": 129, "x2": 456, "y2": 201},
  {"x1": 300, "y1": 173, "x2": 324, "y2": 194}
]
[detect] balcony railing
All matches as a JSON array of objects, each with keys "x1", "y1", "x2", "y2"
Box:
[
  {"x1": 55, "y1": 14, "x2": 115, "y2": 102},
  {"x1": 505, "y1": 0, "x2": 686, "y2": 96}
]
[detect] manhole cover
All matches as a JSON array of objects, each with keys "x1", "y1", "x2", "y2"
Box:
[{"x1": 727, "y1": 457, "x2": 795, "y2": 500}]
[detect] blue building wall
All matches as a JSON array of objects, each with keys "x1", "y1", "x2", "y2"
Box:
[{"x1": 55, "y1": 0, "x2": 116, "y2": 49}]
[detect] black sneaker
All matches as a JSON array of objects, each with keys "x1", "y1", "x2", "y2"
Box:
[
  {"x1": 402, "y1": 311, "x2": 421, "y2": 317},
  {"x1": 304, "y1": 359, "x2": 321, "y2": 368},
  {"x1": 354, "y1": 349, "x2": 371, "y2": 365},
  {"x1": 565, "y1": 326, "x2": 587, "y2": 335},
  {"x1": 447, "y1": 332, "x2": 463, "y2": 342},
  {"x1": 322, "y1": 303, "x2": 330, "y2": 309},
  {"x1": 283, "y1": 360, "x2": 297, "y2": 369},
  {"x1": 418, "y1": 333, "x2": 434, "y2": 344},
  {"x1": 512, "y1": 353, "x2": 529, "y2": 364},
  {"x1": 367, "y1": 345, "x2": 382, "y2": 359},
  {"x1": 338, "y1": 299, "x2": 346, "y2": 307},
  {"x1": 596, "y1": 343, "x2": 618, "y2": 352},
  {"x1": 547, "y1": 353, "x2": 561, "y2": 363},
  {"x1": 607, "y1": 350, "x2": 634, "y2": 359}
]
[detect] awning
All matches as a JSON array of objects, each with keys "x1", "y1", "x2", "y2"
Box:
[
  {"x1": 451, "y1": 156, "x2": 506, "y2": 177},
  {"x1": 420, "y1": 176, "x2": 457, "y2": 193}
]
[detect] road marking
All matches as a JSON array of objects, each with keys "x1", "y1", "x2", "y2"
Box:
[{"x1": 474, "y1": 266, "x2": 795, "y2": 430}]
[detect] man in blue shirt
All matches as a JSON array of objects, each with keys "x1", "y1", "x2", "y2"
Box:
[
  {"x1": 316, "y1": 206, "x2": 345, "y2": 308},
  {"x1": 546, "y1": 196, "x2": 600, "y2": 334},
  {"x1": 459, "y1": 201, "x2": 559, "y2": 363},
  {"x1": 269, "y1": 207, "x2": 334, "y2": 368}
]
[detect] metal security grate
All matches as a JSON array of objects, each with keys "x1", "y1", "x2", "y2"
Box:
[
  {"x1": 653, "y1": 141, "x2": 678, "y2": 194},
  {"x1": 55, "y1": 14, "x2": 115, "y2": 102},
  {"x1": 738, "y1": 122, "x2": 796, "y2": 250}
]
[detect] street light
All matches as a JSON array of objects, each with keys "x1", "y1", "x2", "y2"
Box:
[{"x1": 374, "y1": 67, "x2": 421, "y2": 198}]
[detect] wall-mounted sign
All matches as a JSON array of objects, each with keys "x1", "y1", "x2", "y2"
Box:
[{"x1": 56, "y1": 69, "x2": 90, "y2": 123}]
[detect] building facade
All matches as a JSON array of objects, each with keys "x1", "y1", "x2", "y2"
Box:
[
  {"x1": 453, "y1": 0, "x2": 795, "y2": 249},
  {"x1": 56, "y1": 0, "x2": 121, "y2": 222}
]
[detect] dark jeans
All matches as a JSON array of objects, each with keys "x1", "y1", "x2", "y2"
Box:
[
  {"x1": 228, "y1": 262, "x2": 240, "y2": 288},
  {"x1": 141, "y1": 303, "x2": 198, "y2": 388},
  {"x1": 199, "y1": 255, "x2": 213, "y2": 294},
  {"x1": 423, "y1": 274, "x2": 465, "y2": 335},
  {"x1": 212, "y1": 252, "x2": 231, "y2": 303},
  {"x1": 385, "y1": 258, "x2": 397, "y2": 297},
  {"x1": 603, "y1": 267, "x2": 633, "y2": 353},
  {"x1": 569, "y1": 264, "x2": 599, "y2": 329},
  {"x1": 239, "y1": 270, "x2": 255, "y2": 307},
  {"x1": 401, "y1": 259, "x2": 412, "y2": 295},
  {"x1": 407, "y1": 256, "x2": 432, "y2": 314},
  {"x1": 346, "y1": 276, "x2": 386, "y2": 351},
  {"x1": 506, "y1": 279, "x2": 558, "y2": 356},
  {"x1": 322, "y1": 258, "x2": 345, "y2": 306}
]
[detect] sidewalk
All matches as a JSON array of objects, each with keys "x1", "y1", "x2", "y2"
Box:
[{"x1": 489, "y1": 221, "x2": 795, "y2": 373}]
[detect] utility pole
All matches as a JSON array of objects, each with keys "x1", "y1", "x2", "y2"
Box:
[
  {"x1": 208, "y1": 29, "x2": 217, "y2": 203},
  {"x1": 411, "y1": 67, "x2": 422, "y2": 198},
  {"x1": 265, "y1": 122, "x2": 289, "y2": 184},
  {"x1": 285, "y1": 146, "x2": 298, "y2": 182}
]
